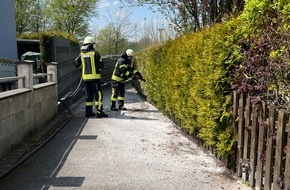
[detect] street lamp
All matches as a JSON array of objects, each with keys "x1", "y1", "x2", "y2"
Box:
[
  {"x1": 157, "y1": 25, "x2": 165, "y2": 43},
  {"x1": 144, "y1": 18, "x2": 147, "y2": 48}
]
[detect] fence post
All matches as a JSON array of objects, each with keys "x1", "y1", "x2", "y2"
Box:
[
  {"x1": 17, "y1": 60, "x2": 33, "y2": 89},
  {"x1": 46, "y1": 62, "x2": 58, "y2": 82}
]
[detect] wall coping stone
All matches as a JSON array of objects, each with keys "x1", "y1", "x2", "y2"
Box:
[
  {"x1": 33, "y1": 82, "x2": 57, "y2": 90},
  {"x1": 0, "y1": 89, "x2": 31, "y2": 100}
]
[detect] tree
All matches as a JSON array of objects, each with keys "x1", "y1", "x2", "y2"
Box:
[
  {"x1": 15, "y1": 0, "x2": 32, "y2": 34},
  {"x1": 119, "y1": 0, "x2": 245, "y2": 34},
  {"x1": 95, "y1": 26, "x2": 121, "y2": 55},
  {"x1": 96, "y1": 8, "x2": 139, "y2": 54},
  {"x1": 30, "y1": 0, "x2": 50, "y2": 33},
  {"x1": 47, "y1": 0, "x2": 99, "y2": 38},
  {"x1": 15, "y1": 0, "x2": 48, "y2": 34}
]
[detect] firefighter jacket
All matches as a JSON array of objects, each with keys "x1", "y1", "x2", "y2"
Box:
[
  {"x1": 74, "y1": 44, "x2": 104, "y2": 81},
  {"x1": 111, "y1": 52, "x2": 142, "y2": 82}
]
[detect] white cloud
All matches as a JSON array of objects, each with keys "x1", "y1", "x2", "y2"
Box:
[
  {"x1": 112, "y1": 0, "x2": 120, "y2": 6},
  {"x1": 99, "y1": 0, "x2": 112, "y2": 9},
  {"x1": 98, "y1": 0, "x2": 121, "y2": 9}
]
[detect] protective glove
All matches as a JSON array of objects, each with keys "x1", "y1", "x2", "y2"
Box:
[{"x1": 133, "y1": 73, "x2": 140, "y2": 80}]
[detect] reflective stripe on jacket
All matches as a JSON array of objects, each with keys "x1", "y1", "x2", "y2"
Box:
[{"x1": 112, "y1": 58, "x2": 137, "y2": 82}]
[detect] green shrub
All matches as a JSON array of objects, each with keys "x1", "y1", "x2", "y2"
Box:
[
  {"x1": 135, "y1": 0, "x2": 290, "y2": 156},
  {"x1": 233, "y1": 0, "x2": 290, "y2": 107},
  {"x1": 135, "y1": 19, "x2": 243, "y2": 156}
]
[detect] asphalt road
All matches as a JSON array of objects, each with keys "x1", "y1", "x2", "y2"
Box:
[{"x1": 0, "y1": 82, "x2": 251, "y2": 190}]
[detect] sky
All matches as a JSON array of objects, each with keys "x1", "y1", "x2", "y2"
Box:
[{"x1": 89, "y1": 0, "x2": 169, "y2": 40}]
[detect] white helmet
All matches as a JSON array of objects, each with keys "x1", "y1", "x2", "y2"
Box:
[
  {"x1": 126, "y1": 49, "x2": 134, "y2": 57},
  {"x1": 83, "y1": 36, "x2": 95, "y2": 45}
]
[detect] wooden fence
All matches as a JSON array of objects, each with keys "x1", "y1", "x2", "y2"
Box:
[{"x1": 233, "y1": 91, "x2": 290, "y2": 190}]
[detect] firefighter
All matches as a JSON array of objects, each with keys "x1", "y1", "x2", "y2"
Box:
[
  {"x1": 110, "y1": 49, "x2": 145, "y2": 111},
  {"x1": 75, "y1": 36, "x2": 108, "y2": 118}
]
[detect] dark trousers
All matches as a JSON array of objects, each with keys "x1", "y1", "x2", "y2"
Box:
[
  {"x1": 110, "y1": 81, "x2": 125, "y2": 108},
  {"x1": 85, "y1": 80, "x2": 104, "y2": 114},
  {"x1": 95, "y1": 81, "x2": 104, "y2": 113}
]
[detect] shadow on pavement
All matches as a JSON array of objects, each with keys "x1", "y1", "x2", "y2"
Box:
[
  {"x1": 0, "y1": 81, "x2": 149, "y2": 189},
  {"x1": 39, "y1": 117, "x2": 89, "y2": 190},
  {"x1": 0, "y1": 117, "x2": 89, "y2": 190}
]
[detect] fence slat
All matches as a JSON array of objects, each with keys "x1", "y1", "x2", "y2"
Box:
[
  {"x1": 284, "y1": 117, "x2": 290, "y2": 189},
  {"x1": 237, "y1": 93, "x2": 246, "y2": 177},
  {"x1": 232, "y1": 91, "x2": 239, "y2": 171},
  {"x1": 273, "y1": 110, "x2": 286, "y2": 190},
  {"x1": 249, "y1": 105, "x2": 259, "y2": 187},
  {"x1": 242, "y1": 95, "x2": 251, "y2": 181},
  {"x1": 256, "y1": 102, "x2": 267, "y2": 190},
  {"x1": 234, "y1": 93, "x2": 290, "y2": 190},
  {"x1": 264, "y1": 105, "x2": 276, "y2": 190}
]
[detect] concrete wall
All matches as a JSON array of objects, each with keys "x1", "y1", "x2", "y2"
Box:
[
  {"x1": 0, "y1": 0, "x2": 17, "y2": 60},
  {"x1": 0, "y1": 35, "x2": 119, "y2": 159},
  {"x1": 0, "y1": 62, "x2": 58, "y2": 159},
  {"x1": 52, "y1": 37, "x2": 82, "y2": 112}
]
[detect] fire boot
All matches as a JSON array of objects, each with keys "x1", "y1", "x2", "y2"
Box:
[
  {"x1": 110, "y1": 101, "x2": 118, "y2": 111},
  {"x1": 85, "y1": 106, "x2": 95, "y2": 117},
  {"x1": 97, "y1": 106, "x2": 108, "y2": 118},
  {"x1": 118, "y1": 100, "x2": 127, "y2": 110}
]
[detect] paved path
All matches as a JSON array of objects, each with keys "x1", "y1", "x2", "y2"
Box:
[{"x1": 0, "y1": 83, "x2": 251, "y2": 190}]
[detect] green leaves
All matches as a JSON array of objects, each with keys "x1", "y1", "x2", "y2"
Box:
[
  {"x1": 15, "y1": 0, "x2": 99, "y2": 38},
  {"x1": 47, "y1": 0, "x2": 99, "y2": 38},
  {"x1": 232, "y1": 0, "x2": 290, "y2": 107},
  {"x1": 135, "y1": 0, "x2": 290, "y2": 155},
  {"x1": 135, "y1": 19, "x2": 242, "y2": 155}
]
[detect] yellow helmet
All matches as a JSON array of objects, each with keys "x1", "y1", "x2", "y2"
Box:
[
  {"x1": 83, "y1": 36, "x2": 95, "y2": 45},
  {"x1": 126, "y1": 49, "x2": 134, "y2": 57}
]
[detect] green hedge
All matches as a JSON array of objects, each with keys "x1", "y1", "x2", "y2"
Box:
[
  {"x1": 135, "y1": 0, "x2": 290, "y2": 156},
  {"x1": 233, "y1": 0, "x2": 290, "y2": 106},
  {"x1": 135, "y1": 19, "x2": 244, "y2": 156}
]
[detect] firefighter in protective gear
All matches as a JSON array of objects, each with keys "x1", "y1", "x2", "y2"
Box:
[
  {"x1": 110, "y1": 49, "x2": 144, "y2": 111},
  {"x1": 75, "y1": 36, "x2": 108, "y2": 118}
]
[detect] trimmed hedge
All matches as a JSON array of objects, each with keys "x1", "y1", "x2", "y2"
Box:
[
  {"x1": 135, "y1": 0, "x2": 290, "y2": 156},
  {"x1": 135, "y1": 19, "x2": 244, "y2": 156}
]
